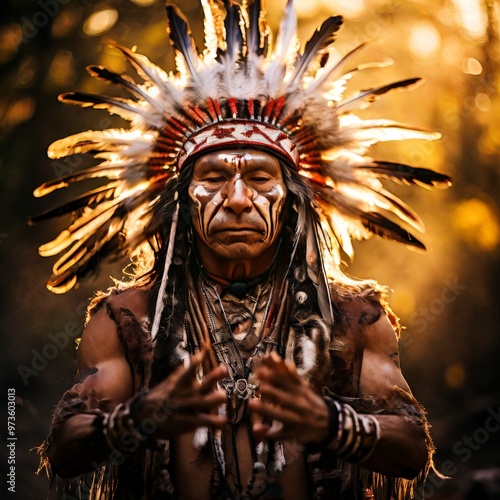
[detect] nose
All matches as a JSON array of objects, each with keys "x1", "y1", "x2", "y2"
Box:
[{"x1": 223, "y1": 177, "x2": 253, "y2": 214}]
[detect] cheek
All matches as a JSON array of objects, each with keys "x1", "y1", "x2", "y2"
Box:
[
  {"x1": 189, "y1": 184, "x2": 224, "y2": 239},
  {"x1": 253, "y1": 184, "x2": 287, "y2": 239}
]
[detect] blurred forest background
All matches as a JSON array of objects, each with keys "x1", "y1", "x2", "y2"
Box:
[{"x1": 1, "y1": 0, "x2": 499, "y2": 498}]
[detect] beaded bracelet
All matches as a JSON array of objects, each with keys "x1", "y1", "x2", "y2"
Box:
[
  {"x1": 329, "y1": 399, "x2": 381, "y2": 464},
  {"x1": 102, "y1": 392, "x2": 155, "y2": 455},
  {"x1": 304, "y1": 397, "x2": 340, "y2": 454},
  {"x1": 306, "y1": 396, "x2": 381, "y2": 464}
]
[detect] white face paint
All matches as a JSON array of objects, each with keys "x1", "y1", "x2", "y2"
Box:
[{"x1": 188, "y1": 149, "x2": 288, "y2": 264}]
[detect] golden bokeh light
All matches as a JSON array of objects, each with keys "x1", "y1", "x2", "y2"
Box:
[
  {"x1": 83, "y1": 8, "x2": 119, "y2": 37},
  {"x1": 0, "y1": 97, "x2": 35, "y2": 130},
  {"x1": 408, "y1": 22, "x2": 442, "y2": 60},
  {"x1": 0, "y1": 24, "x2": 23, "y2": 63},
  {"x1": 441, "y1": 38, "x2": 463, "y2": 66},
  {"x1": 48, "y1": 50, "x2": 77, "y2": 87},
  {"x1": 475, "y1": 92, "x2": 492, "y2": 112},
  {"x1": 294, "y1": 0, "x2": 320, "y2": 18},
  {"x1": 320, "y1": 0, "x2": 366, "y2": 19},
  {"x1": 51, "y1": 9, "x2": 81, "y2": 38},
  {"x1": 451, "y1": 0, "x2": 488, "y2": 41},
  {"x1": 462, "y1": 57, "x2": 483, "y2": 75},
  {"x1": 453, "y1": 198, "x2": 500, "y2": 252},
  {"x1": 445, "y1": 363, "x2": 466, "y2": 389}
]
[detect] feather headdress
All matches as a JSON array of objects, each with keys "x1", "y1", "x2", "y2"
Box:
[{"x1": 31, "y1": 0, "x2": 451, "y2": 296}]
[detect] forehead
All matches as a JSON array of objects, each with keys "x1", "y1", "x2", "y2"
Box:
[{"x1": 193, "y1": 148, "x2": 283, "y2": 175}]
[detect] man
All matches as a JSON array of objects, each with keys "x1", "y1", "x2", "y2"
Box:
[{"x1": 35, "y1": 1, "x2": 450, "y2": 498}]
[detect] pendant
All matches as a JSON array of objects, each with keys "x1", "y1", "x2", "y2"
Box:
[
  {"x1": 235, "y1": 378, "x2": 259, "y2": 400},
  {"x1": 221, "y1": 378, "x2": 259, "y2": 400}
]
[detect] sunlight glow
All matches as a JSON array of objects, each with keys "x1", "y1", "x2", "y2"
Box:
[
  {"x1": 320, "y1": 0, "x2": 366, "y2": 19},
  {"x1": 475, "y1": 93, "x2": 491, "y2": 112},
  {"x1": 295, "y1": 0, "x2": 320, "y2": 18},
  {"x1": 453, "y1": 199, "x2": 500, "y2": 251},
  {"x1": 409, "y1": 22, "x2": 441, "y2": 59},
  {"x1": 445, "y1": 363, "x2": 466, "y2": 389},
  {"x1": 462, "y1": 57, "x2": 482, "y2": 75},
  {"x1": 451, "y1": 0, "x2": 488, "y2": 41},
  {"x1": 83, "y1": 9, "x2": 119, "y2": 36}
]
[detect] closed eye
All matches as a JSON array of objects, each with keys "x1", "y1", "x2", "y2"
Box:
[
  {"x1": 250, "y1": 176, "x2": 271, "y2": 182},
  {"x1": 204, "y1": 176, "x2": 225, "y2": 183}
]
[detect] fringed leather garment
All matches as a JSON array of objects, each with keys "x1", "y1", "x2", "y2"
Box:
[{"x1": 38, "y1": 269, "x2": 435, "y2": 499}]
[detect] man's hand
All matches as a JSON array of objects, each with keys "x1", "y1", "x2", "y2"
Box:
[
  {"x1": 134, "y1": 349, "x2": 228, "y2": 439},
  {"x1": 248, "y1": 353, "x2": 330, "y2": 445}
]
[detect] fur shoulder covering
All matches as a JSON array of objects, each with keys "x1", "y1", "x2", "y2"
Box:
[
  {"x1": 86, "y1": 282, "x2": 152, "y2": 324},
  {"x1": 329, "y1": 279, "x2": 402, "y2": 337}
]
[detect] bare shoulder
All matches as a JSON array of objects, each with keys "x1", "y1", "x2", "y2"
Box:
[
  {"x1": 74, "y1": 285, "x2": 153, "y2": 408},
  {"x1": 80, "y1": 285, "x2": 150, "y2": 359}
]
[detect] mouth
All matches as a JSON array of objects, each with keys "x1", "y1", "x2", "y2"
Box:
[{"x1": 212, "y1": 227, "x2": 264, "y2": 234}]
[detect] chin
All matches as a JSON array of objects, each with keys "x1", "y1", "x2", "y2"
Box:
[{"x1": 211, "y1": 242, "x2": 269, "y2": 261}]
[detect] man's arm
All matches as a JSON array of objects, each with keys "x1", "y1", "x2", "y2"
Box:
[
  {"x1": 47, "y1": 306, "x2": 138, "y2": 477},
  {"x1": 249, "y1": 309, "x2": 430, "y2": 479},
  {"x1": 354, "y1": 309, "x2": 429, "y2": 478},
  {"x1": 47, "y1": 301, "x2": 227, "y2": 478}
]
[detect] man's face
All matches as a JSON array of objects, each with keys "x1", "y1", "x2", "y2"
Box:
[{"x1": 188, "y1": 148, "x2": 288, "y2": 263}]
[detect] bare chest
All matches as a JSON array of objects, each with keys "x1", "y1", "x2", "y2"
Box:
[{"x1": 172, "y1": 422, "x2": 309, "y2": 499}]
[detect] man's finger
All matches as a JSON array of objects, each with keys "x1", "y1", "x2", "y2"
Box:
[
  {"x1": 252, "y1": 421, "x2": 296, "y2": 443},
  {"x1": 176, "y1": 389, "x2": 227, "y2": 411},
  {"x1": 254, "y1": 365, "x2": 301, "y2": 392},
  {"x1": 176, "y1": 350, "x2": 206, "y2": 385},
  {"x1": 200, "y1": 365, "x2": 228, "y2": 394},
  {"x1": 172, "y1": 412, "x2": 227, "y2": 430},
  {"x1": 248, "y1": 399, "x2": 301, "y2": 425},
  {"x1": 258, "y1": 382, "x2": 307, "y2": 413}
]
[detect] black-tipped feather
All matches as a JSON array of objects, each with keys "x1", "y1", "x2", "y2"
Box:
[
  {"x1": 290, "y1": 16, "x2": 343, "y2": 84},
  {"x1": 59, "y1": 92, "x2": 154, "y2": 122},
  {"x1": 221, "y1": 0, "x2": 244, "y2": 61},
  {"x1": 357, "y1": 161, "x2": 452, "y2": 188},
  {"x1": 29, "y1": 184, "x2": 121, "y2": 223},
  {"x1": 112, "y1": 45, "x2": 178, "y2": 102},
  {"x1": 324, "y1": 188, "x2": 427, "y2": 249},
  {"x1": 87, "y1": 65, "x2": 137, "y2": 91},
  {"x1": 87, "y1": 65, "x2": 163, "y2": 112},
  {"x1": 247, "y1": 0, "x2": 265, "y2": 56},
  {"x1": 360, "y1": 211, "x2": 426, "y2": 249},
  {"x1": 34, "y1": 163, "x2": 164, "y2": 194},
  {"x1": 369, "y1": 186, "x2": 425, "y2": 231},
  {"x1": 48, "y1": 223, "x2": 122, "y2": 293},
  {"x1": 165, "y1": 4, "x2": 199, "y2": 77},
  {"x1": 337, "y1": 78, "x2": 422, "y2": 112}
]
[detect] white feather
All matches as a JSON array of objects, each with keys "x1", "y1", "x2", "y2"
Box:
[
  {"x1": 193, "y1": 426, "x2": 209, "y2": 449},
  {"x1": 296, "y1": 335, "x2": 316, "y2": 377}
]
